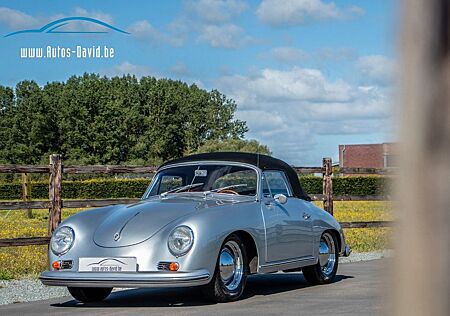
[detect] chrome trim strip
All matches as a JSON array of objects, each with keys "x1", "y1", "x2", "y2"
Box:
[{"x1": 259, "y1": 256, "x2": 315, "y2": 268}]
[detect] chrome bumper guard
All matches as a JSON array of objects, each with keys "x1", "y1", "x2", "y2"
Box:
[{"x1": 40, "y1": 269, "x2": 210, "y2": 288}]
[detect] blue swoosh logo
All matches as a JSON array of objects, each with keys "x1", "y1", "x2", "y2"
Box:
[
  {"x1": 87, "y1": 258, "x2": 127, "y2": 266},
  {"x1": 4, "y1": 16, "x2": 130, "y2": 37}
]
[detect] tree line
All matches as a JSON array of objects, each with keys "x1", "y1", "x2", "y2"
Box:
[{"x1": 0, "y1": 73, "x2": 270, "y2": 166}]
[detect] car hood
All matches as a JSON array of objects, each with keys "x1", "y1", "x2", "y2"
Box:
[{"x1": 93, "y1": 194, "x2": 252, "y2": 248}]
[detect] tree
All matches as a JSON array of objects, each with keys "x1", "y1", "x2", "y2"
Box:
[
  {"x1": 0, "y1": 74, "x2": 257, "y2": 165},
  {"x1": 193, "y1": 139, "x2": 271, "y2": 155},
  {"x1": 0, "y1": 86, "x2": 15, "y2": 163},
  {"x1": 0, "y1": 81, "x2": 58, "y2": 164}
]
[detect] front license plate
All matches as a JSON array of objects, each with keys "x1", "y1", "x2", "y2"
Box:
[{"x1": 79, "y1": 257, "x2": 137, "y2": 272}]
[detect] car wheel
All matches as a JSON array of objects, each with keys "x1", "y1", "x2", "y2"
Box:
[
  {"x1": 302, "y1": 231, "x2": 339, "y2": 285},
  {"x1": 68, "y1": 287, "x2": 113, "y2": 303},
  {"x1": 202, "y1": 234, "x2": 248, "y2": 302}
]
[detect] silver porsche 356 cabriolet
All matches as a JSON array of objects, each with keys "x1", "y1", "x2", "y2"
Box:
[{"x1": 40, "y1": 152, "x2": 351, "y2": 303}]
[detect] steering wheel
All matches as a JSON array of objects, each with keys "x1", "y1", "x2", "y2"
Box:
[{"x1": 217, "y1": 189, "x2": 240, "y2": 195}]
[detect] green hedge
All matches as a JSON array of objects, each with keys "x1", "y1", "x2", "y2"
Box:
[
  {"x1": 0, "y1": 178, "x2": 151, "y2": 200},
  {"x1": 0, "y1": 176, "x2": 388, "y2": 200},
  {"x1": 299, "y1": 175, "x2": 388, "y2": 196},
  {"x1": 299, "y1": 176, "x2": 322, "y2": 194},
  {"x1": 332, "y1": 176, "x2": 389, "y2": 196}
]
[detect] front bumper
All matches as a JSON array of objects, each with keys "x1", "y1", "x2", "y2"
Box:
[{"x1": 40, "y1": 269, "x2": 210, "y2": 288}]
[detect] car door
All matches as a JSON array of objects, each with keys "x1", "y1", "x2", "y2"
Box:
[{"x1": 261, "y1": 170, "x2": 313, "y2": 263}]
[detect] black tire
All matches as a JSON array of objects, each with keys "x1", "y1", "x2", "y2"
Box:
[
  {"x1": 202, "y1": 234, "x2": 248, "y2": 302},
  {"x1": 68, "y1": 287, "x2": 112, "y2": 303},
  {"x1": 302, "y1": 232, "x2": 339, "y2": 285}
]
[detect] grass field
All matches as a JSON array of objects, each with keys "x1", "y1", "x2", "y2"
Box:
[
  {"x1": 0, "y1": 201, "x2": 393, "y2": 279},
  {"x1": 320, "y1": 201, "x2": 393, "y2": 253}
]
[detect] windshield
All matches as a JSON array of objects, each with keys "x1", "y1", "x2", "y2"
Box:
[{"x1": 145, "y1": 164, "x2": 258, "y2": 197}]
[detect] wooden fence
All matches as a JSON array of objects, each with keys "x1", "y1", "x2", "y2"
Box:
[{"x1": 0, "y1": 154, "x2": 393, "y2": 247}]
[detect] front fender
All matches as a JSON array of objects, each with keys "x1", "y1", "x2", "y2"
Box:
[
  {"x1": 155, "y1": 200, "x2": 264, "y2": 275},
  {"x1": 48, "y1": 205, "x2": 118, "y2": 268}
]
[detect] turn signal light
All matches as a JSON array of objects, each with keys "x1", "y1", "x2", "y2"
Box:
[
  {"x1": 168, "y1": 262, "x2": 179, "y2": 271},
  {"x1": 52, "y1": 261, "x2": 61, "y2": 270}
]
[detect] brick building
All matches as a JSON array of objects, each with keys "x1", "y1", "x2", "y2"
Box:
[{"x1": 338, "y1": 143, "x2": 397, "y2": 169}]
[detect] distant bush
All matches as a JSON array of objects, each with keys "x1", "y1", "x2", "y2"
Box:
[
  {"x1": 0, "y1": 178, "x2": 151, "y2": 200},
  {"x1": 332, "y1": 176, "x2": 389, "y2": 196},
  {"x1": 0, "y1": 176, "x2": 388, "y2": 200},
  {"x1": 300, "y1": 175, "x2": 389, "y2": 196},
  {"x1": 299, "y1": 176, "x2": 322, "y2": 194}
]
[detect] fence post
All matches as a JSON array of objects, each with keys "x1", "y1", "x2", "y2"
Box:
[
  {"x1": 21, "y1": 173, "x2": 32, "y2": 218},
  {"x1": 48, "y1": 154, "x2": 62, "y2": 234},
  {"x1": 322, "y1": 157, "x2": 333, "y2": 215}
]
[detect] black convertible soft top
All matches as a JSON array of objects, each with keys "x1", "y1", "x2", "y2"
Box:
[{"x1": 160, "y1": 152, "x2": 310, "y2": 201}]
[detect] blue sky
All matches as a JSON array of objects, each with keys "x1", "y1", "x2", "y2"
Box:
[{"x1": 0, "y1": 0, "x2": 396, "y2": 165}]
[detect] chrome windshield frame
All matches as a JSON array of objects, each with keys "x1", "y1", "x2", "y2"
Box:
[{"x1": 142, "y1": 160, "x2": 262, "y2": 201}]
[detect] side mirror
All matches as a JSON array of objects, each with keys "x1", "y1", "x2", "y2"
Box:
[{"x1": 274, "y1": 193, "x2": 287, "y2": 205}]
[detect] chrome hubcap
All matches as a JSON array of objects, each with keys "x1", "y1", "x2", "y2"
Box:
[
  {"x1": 319, "y1": 233, "x2": 336, "y2": 277},
  {"x1": 219, "y1": 240, "x2": 243, "y2": 291},
  {"x1": 219, "y1": 249, "x2": 235, "y2": 281}
]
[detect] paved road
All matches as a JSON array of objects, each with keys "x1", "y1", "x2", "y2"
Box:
[{"x1": 0, "y1": 259, "x2": 387, "y2": 316}]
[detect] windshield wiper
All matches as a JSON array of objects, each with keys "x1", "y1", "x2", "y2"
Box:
[
  {"x1": 210, "y1": 184, "x2": 248, "y2": 192},
  {"x1": 161, "y1": 183, "x2": 204, "y2": 196}
]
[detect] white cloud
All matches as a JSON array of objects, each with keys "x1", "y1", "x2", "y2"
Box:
[
  {"x1": 0, "y1": 7, "x2": 40, "y2": 29},
  {"x1": 198, "y1": 24, "x2": 253, "y2": 49},
  {"x1": 348, "y1": 6, "x2": 365, "y2": 17},
  {"x1": 267, "y1": 47, "x2": 308, "y2": 64},
  {"x1": 168, "y1": 0, "x2": 252, "y2": 49},
  {"x1": 215, "y1": 66, "x2": 392, "y2": 164},
  {"x1": 170, "y1": 62, "x2": 192, "y2": 77},
  {"x1": 59, "y1": 8, "x2": 114, "y2": 32},
  {"x1": 357, "y1": 55, "x2": 396, "y2": 85},
  {"x1": 128, "y1": 20, "x2": 183, "y2": 47},
  {"x1": 186, "y1": 0, "x2": 248, "y2": 23},
  {"x1": 100, "y1": 61, "x2": 155, "y2": 78},
  {"x1": 256, "y1": 0, "x2": 364, "y2": 26},
  {"x1": 217, "y1": 67, "x2": 354, "y2": 106},
  {"x1": 73, "y1": 7, "x2": 113, "y2": 25},
  {"x1": 316, "y1": 47, "x2": 355, "y2": 62},
  {"x1": 262, "y1": 46, "x2": 355, "y2": 66}
]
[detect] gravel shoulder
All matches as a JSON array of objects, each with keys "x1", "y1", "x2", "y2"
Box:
[
  {"x1": 0, "y1": 250, "x2": 394, "y2": 306},
  {"x1": 340, "y1": 249, "x2": 393, "y2": 264}
]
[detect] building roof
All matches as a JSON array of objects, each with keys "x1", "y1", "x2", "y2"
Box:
[{"x1": 160, "y1": 152, "x2": 310, "y2": 200}]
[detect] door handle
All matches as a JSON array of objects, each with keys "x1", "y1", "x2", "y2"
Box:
[{"x1": 303, "y1": 212, "x2": 311, "y2": 220}]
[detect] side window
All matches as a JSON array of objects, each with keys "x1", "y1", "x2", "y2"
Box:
[
  {"x1": 151, "y1": 175, "x2": 183, "y2": 195},
  {"x1": 264, "y1": 171, "x2": 292, "y2": 197}
]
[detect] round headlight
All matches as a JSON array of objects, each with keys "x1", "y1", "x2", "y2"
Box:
[
  {"x1": 50, "y1": 226, "x2": 74, "y2": 255},
  {"x1": 168, "y1": 226, "x2": 194, "y2": 256}
]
